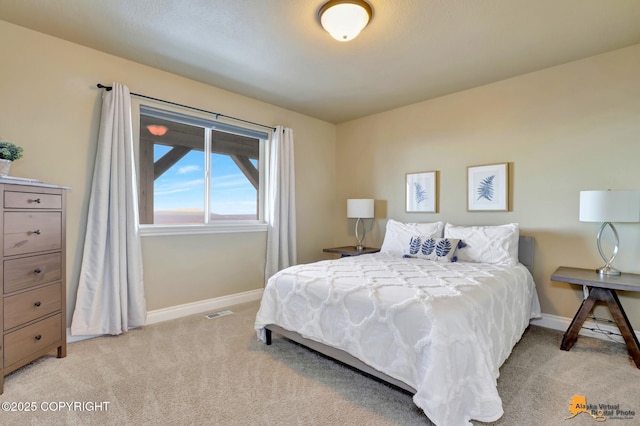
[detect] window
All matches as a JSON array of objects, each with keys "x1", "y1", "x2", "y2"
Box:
[{"x1": 137, "y1": 105, "x2": 269, "y2": 234}]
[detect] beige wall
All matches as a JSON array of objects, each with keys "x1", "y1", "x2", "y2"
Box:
[
  {"x1": 336, "y1": 44, "x2": 640, "y2": 326},
  {"x1": 0, "y1": 21, "x2": 337, "y2": 324}
]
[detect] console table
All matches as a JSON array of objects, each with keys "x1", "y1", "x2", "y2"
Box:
[{"x1": 551, "y1": 266, "x2": 640, "y2": 368}]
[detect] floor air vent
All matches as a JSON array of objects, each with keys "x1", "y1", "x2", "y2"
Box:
[{"x1": 205, "y1": 310, "x2": 233, "y2": 319}]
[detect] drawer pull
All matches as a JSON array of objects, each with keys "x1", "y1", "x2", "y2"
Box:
[
  {"x1": 34, "y1": 301, "x2": 42, "y2": 307},
  {"x1": 32, "y1": 229, "x2": 41, "y2": 235},
  {"x1": 30, "y1": 198, "x2": 42, "y2": 204},
  {"x1": 34, "y1": 268, "x2": 42, "y2": 274},
  {"x1": 35, "y1": 334, "x2": 42, "y2": 341}
]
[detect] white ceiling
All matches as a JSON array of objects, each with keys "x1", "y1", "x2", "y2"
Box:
[{"x1": 2, "y1": 0, "x2": 640, "y2": 123}]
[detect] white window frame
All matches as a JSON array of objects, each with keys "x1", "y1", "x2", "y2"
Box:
[{"x1": 132, "y1": 100, "x2": 269, "y2": 236}]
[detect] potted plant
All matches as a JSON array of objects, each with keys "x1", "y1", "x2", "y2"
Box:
[{"x1": 0, "y1": 140, "x2": 24, "y2": 176}]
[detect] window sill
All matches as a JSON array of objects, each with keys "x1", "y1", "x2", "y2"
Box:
[{"x1": 140, "y1": 222, "x2": 268, "y2": 237}]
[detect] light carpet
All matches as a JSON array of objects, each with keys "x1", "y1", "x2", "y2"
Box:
[{"x1": 1, "y1": 300, "x2": 639, "y2": 425}]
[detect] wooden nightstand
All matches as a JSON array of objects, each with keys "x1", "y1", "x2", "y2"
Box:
[
  {"x1": 323, "y1": 246, "x2": 380, "y2": 257},
  {"x1": 551, "y1": 266, "x2": 640, "y2": 368}
]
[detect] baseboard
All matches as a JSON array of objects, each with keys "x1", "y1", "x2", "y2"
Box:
[
  {"x1": 530, "y1": 313, "x2": 640, "y2": 344},
  {"x1": 144, "y1": 288, "x2": 263, "y2": 325},
  {"x1": 67, "y1": 288, "x2": 264, "y2": 344}
]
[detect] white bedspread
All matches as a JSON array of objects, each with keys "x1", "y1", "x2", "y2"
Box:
[{"x1": 254, "y1": 253, "x2": 541, "y2": 426}]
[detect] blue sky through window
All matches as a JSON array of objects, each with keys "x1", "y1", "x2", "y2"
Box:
[{"x1": 153, "y1": 145, "x2": 257, "y2": 215}]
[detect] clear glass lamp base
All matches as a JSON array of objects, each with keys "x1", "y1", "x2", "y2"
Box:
[
  {"x1": 595, "y1": 222, "x2": 621, "y2": 276},
  {"x1": 354, "y1": 218, "x2": 366, "y2": 251}
]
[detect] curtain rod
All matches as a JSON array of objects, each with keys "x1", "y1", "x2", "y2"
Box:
[{"x1": 96, "y1": 83, "x2": 276, "y2": 132}]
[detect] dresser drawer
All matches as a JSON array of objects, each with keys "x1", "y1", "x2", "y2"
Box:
[
  {"x1": 4, "y1": 252, "x2": 61, "y2": 294},
  {"x1": 4, "y1": 313, "x2": 62, "y2": 368},
  {"x1": 4, "y1": 191, "x2": 62, "y2": 209},
  {"x1": 4, "y1": 212, "x2": 61, "y2": 256},
  {"x1": 4, "y1": 283, "x2": 61, "y2": 330}
]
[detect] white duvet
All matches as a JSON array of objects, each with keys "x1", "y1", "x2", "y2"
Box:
[{"x1": 254, "y1": 253, "x2": 541, "y2": 426}]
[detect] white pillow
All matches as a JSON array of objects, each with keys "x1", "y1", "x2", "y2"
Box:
[
  {"x1": 444, "y1": 223, "x2": 519, "y2": 266},
  {"x1": 405, "y1": 237, "x2": 461, "y2": 262},
  {"x1": 380, "y1": 219, "x2": 444, "y2": 255}
]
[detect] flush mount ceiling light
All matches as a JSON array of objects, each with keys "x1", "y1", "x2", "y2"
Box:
[
  {"x1": 146, "y1": 124, "x2": 168, "y2": 136},
  {"x1": 319, "y1": 0, "x2": 373, "y2": 42}
]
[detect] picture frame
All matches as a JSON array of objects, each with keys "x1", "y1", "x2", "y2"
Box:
[
  {"x1": 406, "y1": 171, "x2": 438, "y2": 213},
  {"x1": 467, "y1": 163, "x2": 509, "y2": 211}
]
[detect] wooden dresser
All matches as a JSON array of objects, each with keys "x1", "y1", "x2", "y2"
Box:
[{"x1": 0, "y1": 180, "x2": 68, "y2": 394}]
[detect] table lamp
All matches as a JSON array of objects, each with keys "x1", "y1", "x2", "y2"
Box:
[
  {"x1": 579, "y1": 190, "x2": 640, "y2": 275},
  {"x1": 347, "y1": 199, "x2": 374, "y2": 251}
]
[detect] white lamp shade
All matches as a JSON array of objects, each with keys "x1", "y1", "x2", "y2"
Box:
[
  {"x1": 347, "y1": 199, "x2": 374, "y2": 218},
  {"x1": 320, "y1": 1, "x2": 371, "y2": 42},
  {"x1": 579, "y1": 190, "x2": 640, "y2": 223}
]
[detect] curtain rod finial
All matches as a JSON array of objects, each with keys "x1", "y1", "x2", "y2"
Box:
[{"x1": 97, "y1": 83, "x2": 112, "y2": 91}]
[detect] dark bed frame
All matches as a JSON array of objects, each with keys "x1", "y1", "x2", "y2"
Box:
[{"x1": 264, "y1": 236, "x2": 535, "y2": 394}]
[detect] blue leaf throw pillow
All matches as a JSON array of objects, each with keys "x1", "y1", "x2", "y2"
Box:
[{"x1": 405, "y1": 237, "x2": 461, "y2": 262}]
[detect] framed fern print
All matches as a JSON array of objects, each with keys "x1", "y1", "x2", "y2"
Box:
[
  {"x1": 406, "y1": 171, "x2": 438, "y2": 213},
  {"x1": 467, "y1": 163, "x2": 509, "y2": 211}
]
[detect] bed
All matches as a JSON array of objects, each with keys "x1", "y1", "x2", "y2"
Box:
[{"x1": 255, "y1": 221, "x2": 541, "y2": 426}]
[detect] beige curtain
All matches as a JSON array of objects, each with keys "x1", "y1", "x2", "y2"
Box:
[
  {"x1": 264, "y1": 126, "x2": 297, "y2": 281},
  {"x1": 71, "y1": 82, "x2": 147, "y2": 336}
]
